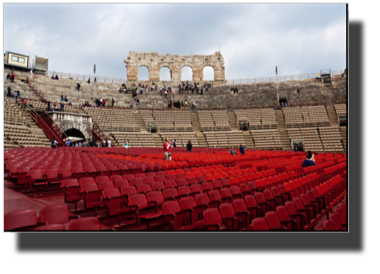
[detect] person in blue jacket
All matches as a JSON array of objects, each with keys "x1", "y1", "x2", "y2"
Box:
[
  {"x1": 239, "y1": 144, "x2": 245, "y2": 155},
  {"x1": 302, "y1": 151, "x2": 315, "y2": 167}
]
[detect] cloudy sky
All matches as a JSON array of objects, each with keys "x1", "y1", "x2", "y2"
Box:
[{"x1": 4, "y1": 3, "x2": 346, "y2": 81}]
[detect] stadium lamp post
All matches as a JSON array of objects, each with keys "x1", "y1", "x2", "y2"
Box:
[
  {"x1": 93, "y1": 64, "x2": 96, "y2": 97},
  {"x1": 275, "y1": 66, "x2": 279, "y2": 101}
]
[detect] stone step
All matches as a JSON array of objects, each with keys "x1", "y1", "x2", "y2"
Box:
[
  {"x1": 228, "y1": 111, "x2": 238, "y2": 131},
  {"x1": 133, "y1": 112, "x2": 148, "y2": 132},
  {"x1": 326, "y1": 106, "x2": 340, "y2": 126}
]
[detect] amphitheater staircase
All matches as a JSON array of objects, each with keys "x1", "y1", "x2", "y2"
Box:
[
  {"x1": 190, "y1": 112, "x2": 208, "y2": 147},
  {"x1": 228, "y1": 111, "x2": 239, "y2": 131},
  {"x1": 326, "y1": 106, "x2": 340, "y2": 127},
  {"x1": 275, "y1": 110, "x2": 292, "y2": 151},
  {"x1": 133, "y1": 112, "x2": 148, "y2": 132},
  {"x1": 152, "y1": 133, "x2": 163, "y2": 147},
  {"x1": 190, "y1": 112, "x2": 201, "y2": 132},
  {"x1": 5, "y1": 98, "x2": 51, "y2": 147},
  {"x1": 243, "y1": 131, "x2": 255, "y2": 149},
  {"x1": 105, "y1": 132, "x2": 119, "y2": 147},
  {"x1": 340, "y1": 126, "x2": 347, "y2": 152}
]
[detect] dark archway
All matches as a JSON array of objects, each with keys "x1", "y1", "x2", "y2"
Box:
[{"x1": 65, "y1": 128, "x2": 85, "y2": 139}]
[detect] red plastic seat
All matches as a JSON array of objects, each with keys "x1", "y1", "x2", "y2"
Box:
[
  {"x1": 166, "y1": 174, "x2": 176, "y2": 181},
  {"x1": 254, "y1": 192, "x2": 270, "y2": 213},
  {"x1": 330, "y1": 213, "x2": 344, "y2": 230},
  {"x1": 195, "y1": 193, "x2": 210, "y2": 209},
  {"x1": 143, "y1": 177, "x2": 155, "y2": 185},
  {"x1": 203, "y1": 208, "x2": 227, "y2": 230},
  {"x1": 164, "y1": 180, "x2": 177, "y2": 189},
  {"x1": 190, "y1": 184, "x2": 203, "y2": 195},
  {"x1": 135, "y1": 173, "x2": 146, "y2": 179},
  {"x1": 197, "y1": 176, "x2": 206, "y2": 184},
  {"x1": 80, "y1": 183, "x2": 105, "y2": 215},
  {"x1": 115, "y1": 180, "x2": 130, "y2": 189},
  {"x1": 252, "y1": 218, "x2": 269, "y2": 231},
  {"x1": 212, "y1": 180, "x2": 222, "y2": 190},
  {"x1": 220, "y1": 188, "x2": 233, "y2": 203},
  {"x1": 155, "y1": 176, "x2": 166, "y2": 183},
  {"x1": 137, "y1": 184, "x2": 153, "y2": 194},
  {"x1": 152, "y1": 182, "x2": 165, "y2": 191},
  {"x1": 79, "y1": 177, "x2": 96, "y2": 186},
  {"x1": 102, "y1": 188, "x2": 129, "y2": 224},
  {"x1": 130, "y1": 178, "x2": 143, "y2": 186},
  {"x1": 276, "y1": 206, "x2": 298, "y2": 231},
  {"x1": 27, "y1": 169, "x2": 48, "y2": 193},
  {"x1": 44, "y1": 169, "x2": 61, "y2": 185},
  {"x1": 244, "y1": 195, "x2": 261, "y2": 219},
  {"x1": 265, "y1": 211, "x2": 287, "y2": 231},
  {"x1": 178, "y1": 186, "x2": 191, "y2": 197},
  {"x1": 39, "y1": 205, "x2": 70, "y2": 225},
  {"x1": 263, "y1": 189, "x2": 278, "y2": 210},
  {"x1": 5, "y1": 210, "x2": 41, "y2": 231},
  {"x1": 187, "y1": 177, "x2": 198, "y2": 185},
  {"x1": 120, "y1": 186, "x2": 138, "y2": 203},
  {"x1": 322, "y1": 220, "x2": 336, "y2": 231},
  {"x1": 233, "y1": 199, "x2": 250, "y2": 229},
  {"x1": 61, "y1": 179, "x2": 83, "y2": 211},
  {"x1": 219, "y1": 203, "x2": 237, "y2": 230},
  {"x1": 333, "y1": 207, "x2": 347, "y2": 226},
  {"x1": 69, "y1": 217, "x2": 101, "y2": 230},
  {"x1": 128, "y1": 194, "x2": 162, "y2": 229},
  {"x1": 230, "y1": 186, "x2": 243, "y2": 199},
  {"x1": 123, "y1": 174, "x2": 135, "y2": 181},
  {"x1": 163, "y1": 188, "x2": 179, "y2": 201},
  {"x1": 176, "y1": 178, "x2": 188, "y2": 187},
  {"x1": 147, "y1": 191, "x2": 165, "y2": 212},
  {"x1": 110, "y1": 175, "x2": 123, "y2": 183},
  {"x1": 180, "y1": 196, "x2": 202, "y2": 224},
  {"x1": 96, "y1": 176, "x2": 111, "y2": 185},
  {"x1": 98, "y1": 181, "x2": 115, "y2": 191},
  {"x1": 162, "y1": 201, "x2": 184, "y2": 230}
]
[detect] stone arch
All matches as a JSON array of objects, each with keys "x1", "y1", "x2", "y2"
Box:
[
  {"x1": 138, "y1": 65, "x2": 149, "y2": 80},
  {"x1": 203, "y1": 65, "x2": 215, "y2": 81},
  {"x1": 160, "y1": 66, "x2": 172, "y2": 81},
  {"x1": 181, "y1": 65, "x2": 193, "y2": 81},
  {"x1": 61, "y1": 123, "x2": 90, "y2": 140}
]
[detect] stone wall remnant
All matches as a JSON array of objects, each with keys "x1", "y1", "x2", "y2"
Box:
[{"x1": 124, "y1": 51, "x2": 226, "y2": 85}]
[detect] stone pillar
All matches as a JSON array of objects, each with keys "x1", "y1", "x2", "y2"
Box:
[
  {"x1": 126, "y1": 63, "x2": 137, "y2": 82},
  {"x1": 193, "y1": 65, "x2": 202, "y2": 82}
]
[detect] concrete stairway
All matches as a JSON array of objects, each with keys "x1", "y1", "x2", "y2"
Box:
[
  {"x1": 195, "y1": 132, "x2": 208, "y2": 148},
  {"x1": 326, "y1": 106, "x2": 339, "y2": 126},
  {"x1": 243, "y1": 131, "x2": 255, "y2": 149},
  {"x1": 190, "y1": 112, "x2": 201, "y2": 132},
  {"x1": 340, "y1": 126, "x2": 347, "y2": 152},
  {"x1": 133, "y1": 111, "x2": 147, "y2": 132},
  {"x1": 6, "y1": 98, "x2": 51, "y2": 147},
  {"x1": 105, "y1": 132, "x2": 119, "y2": 147},
  {"x1": 152, "y1": 133, "x2": 163, "y2": 147},
  {"x1": 228, "y1": 111, "x2": 239, "y2": 131},
  {"x1": 275, "y1": 110, "x2": 292, "y2": 151}
]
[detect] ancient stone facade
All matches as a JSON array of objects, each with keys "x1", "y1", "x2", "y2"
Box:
[
  {"x1": 48, "y1": 112, "x2": 93, "y2": 141},
  {"x1": 124, "y1": 51, "x2": 226, "y2": 86}
]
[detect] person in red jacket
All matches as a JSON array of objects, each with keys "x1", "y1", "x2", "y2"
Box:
[{"x1": 163, "y1": 139, "x2": 172, "y2": 161}]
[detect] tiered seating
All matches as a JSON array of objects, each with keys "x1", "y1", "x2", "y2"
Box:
[
  {"x1": 198, "y1": 110, "x2": 231, "y2": 131},
  {"x1": 140, "y1": 110, "x2": 155, "y2": 130},
  {"x1": 234, "y1": 108, "x2": 278, "y2": 130},
  {"x1": 28, "y1": 100, "x2": 78, "y2": 113},
  {"x1": 83, "y1": 107, "x2": 139, "y2": 131},
  {"x1": 251, "y1": 130, "x2": 283, "y2": 150},
  {"x1": 153, "y1": 110, "x2": 193, "y2": 132},
  {"x1": 4, "y1": 100, "x2": 26, "y2": 126},
  {"x1": 319, "y1": 127, "x2": 344, "y2": 152},
  {"x1": 112, "y1": 132, "x2": 156, "y2": 147},
  {"x1": 159, "y1": 133, "x2": 199, "y2": 148},
  {"x1": 4, "y1": 125, "x2": 45, "y2": 148},
  {"x1": 284, "y1": 106, "x2": 330, "y2": 128},
  {"x1": 334, "y1": 104, "x2": 346, "y2": 119},
  {"x1": 287, "y1": 128, "x2": 324, "y2": 152},
  {"x1": 204, "y1": 131, "x2": 245, "y2": 148}
]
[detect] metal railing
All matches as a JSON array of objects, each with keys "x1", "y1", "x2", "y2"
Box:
[{"x1": 46, "y1": 70, "x2": 127, "y2": 84}]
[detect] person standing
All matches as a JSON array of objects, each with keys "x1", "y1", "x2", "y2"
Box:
[
  {"x1": 239, "y1": 144, "x2": 245, "y2": 155},
  {"x1": 163, "y1": 139, "x2": 172, "y2": 161},
  {"x1": 66, "y1": 138, "x2": 71, "y2": 147},
  {"x1": 125, "y1": 140, "x2": 129, "y2": 149},
  {"x1": 51, "y1": 139, "x2": 58, "y2": 149},
  {"x1": 107, "y1": 139, "x2": 112, "y2": 147},
  {"x1": 112, "y1": 98, "x2": 115, "y2": 107},
  {"x1": 173, "y1": 140, "x2": 177, "y2": 148},
  {"x1": 186, "y1": 140, "x2": 192, "y2": 152}
]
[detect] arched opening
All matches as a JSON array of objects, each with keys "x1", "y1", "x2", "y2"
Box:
[
  {"x1": 203, "y1": 66, "x2": 214, "y2": 81},
  {"x1": 181, "y1": 66, "x2": 193, "y2": 81},
  {"x1": 65, "y1": 128, "x2": 86, "y2": 145},
  {"x1": 138, "y1": 66, "x2": 149, "y2": 80},
  {"x1": 160, "y1": 67, "x2": 171, "y2": 81}
]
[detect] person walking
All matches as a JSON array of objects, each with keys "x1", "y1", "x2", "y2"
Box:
[
  {"x1": 163, "y1": 139, "x2": 172, "y2": 161},
  {"x1": 186, "y1": 140, "x2": 192, "y2": 152}
]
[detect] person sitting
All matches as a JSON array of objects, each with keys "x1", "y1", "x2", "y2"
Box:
[
  {"x1": 55, "y1": 74, "x2": 59, "y2": 80},
  {"x1": 136, "y1": 98, "x2": 140, "y2": 106},
  {"x1": 22, "y1": 98, "x2": 27, "y2": 109},
  {"x1": 88, "y1": 78, "x2": 91, "y2": 84},
  {"x1": 229, "y1": 150, "x2": 237, "y2": 156},
  {"x1": 64, "y1": 96, "x2": 68, "y2": 102},
  {"x1": 302, "y1": 151, "x2": 316, "y2": 167},
  {"x1": 68, "y1": 99, "x2": 72, "y2": 106},
  {"x1": 51, "y1": 75, "x2": 55, "y2": 80}
]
